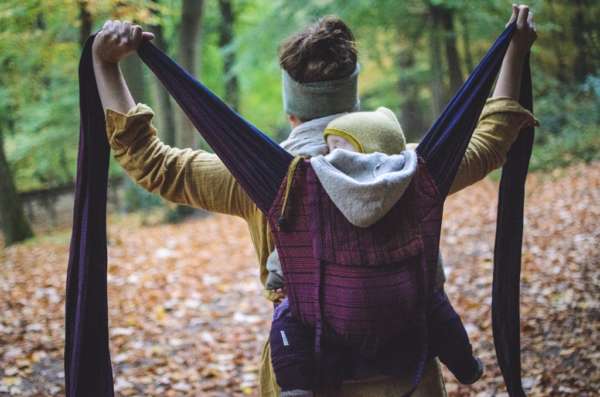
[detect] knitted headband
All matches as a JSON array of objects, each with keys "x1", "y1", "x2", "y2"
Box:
[{"x1": 282, "y1": 64, "x2": 360, "y2": 121}]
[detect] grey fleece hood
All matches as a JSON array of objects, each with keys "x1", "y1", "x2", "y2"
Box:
[
  {"x1": 279, "y1": 113, "x2": 346, "y2": 157},
  {"x1": 310, "y1": 148, "x2": 418, "y2": 228}
]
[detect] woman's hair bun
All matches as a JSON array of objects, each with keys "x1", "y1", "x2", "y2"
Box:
[{"x1": 279, "y1": 16, "x2": 357, "y2": 83}]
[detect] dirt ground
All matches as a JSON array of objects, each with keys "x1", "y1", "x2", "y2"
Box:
[{"x1": 1, "y1": 162, "x2": 598, "y2": 396}]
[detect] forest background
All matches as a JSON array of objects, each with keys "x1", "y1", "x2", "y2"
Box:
[{"x1": 1, "y1": 0, "x2": 599, "y2": 243}]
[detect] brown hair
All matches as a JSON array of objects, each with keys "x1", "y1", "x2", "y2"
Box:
[{"x1": 279, "y1": 16, "x2": 357, "y2": 83}]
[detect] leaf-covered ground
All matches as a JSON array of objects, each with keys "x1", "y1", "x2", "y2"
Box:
[{"x1": 1, "y1": 162, "x2": 599, "y2": 396}]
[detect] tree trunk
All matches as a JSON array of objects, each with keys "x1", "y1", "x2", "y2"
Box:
[
  {"x1": 460, "y1": 14, "x2": 474, "y2": 74},
  {"x1": 120, "y1": 56, "x2": 147, "y2": 104},
  {"x1": 178, "y1": 0, "x2": 205, "y2": 148},
  {"x1": 546, "y1": 0, "x2": 569, "y2": 83},
  {"x1": 0, "y1": 130, "x2": 34, "y2": 246},
  {"x1": 428, "y1": 6, "x2": 446, "y2": 118},
  {"x1": 78, "y1": 1, "x2": 92, "y2": 48},
  {"x1": 113, "y1": 3, "x2": 147, "y2": 106},
  {"x1": 149, "y1": 0, "x2": 177, "y2": 146},
  {"x1": 572, "y1": 0, "x2": 593, "y2": 82},
  {"x1": 440, "y1": 7, "x2": 463, "y2": 102},
  {"x1": 396, "y1": 45, "x2": 427, "y2": 141},
  {"x1": 218, "y1": 0, "x2": 240, "y2": 111}
]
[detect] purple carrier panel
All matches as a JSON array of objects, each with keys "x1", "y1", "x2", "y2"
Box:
[{"x1": 268, "y1": 158, "x2": 443, "y2": 354}]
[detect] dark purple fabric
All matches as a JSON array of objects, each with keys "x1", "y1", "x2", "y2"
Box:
[
  {"x1": 65, "y1": 37, "x2": 114, "y2": 397},
  {"x1": 492, "y1": 56, "x2": 534, "y2": 397},
  {"x1": 429, "y1": 291, "x2": 480, "y2": 384},
  {"x1": 414, "y1": 22, "x2": 533, "y2": 395},
  {"x1": 268, "y1": 159, "x2": 440, "y2": 395},
  {"x1": 270, "y1": 298, "x2": 317, "y2": 392},
  {"x1": 271, "y1": 291, "x2": 479, "y2": 391},
  {"x1": 66, "y1": 35, "x2": 292, "y2": 396},
  {"x1": 136, "y1": 42, "x2": 293, "y2": 213},
  {"x1": 268, "y1": 160, "x2": 437, "y2": 337},
  {"x1": 67, "y1": 22, "x2": 532, "y2": 396}
]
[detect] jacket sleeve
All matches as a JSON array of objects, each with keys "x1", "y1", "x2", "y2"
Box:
[
  {"x1": 105, "y1": 103, "x2": 255, "y2": 218},
  {"x1": 447, "y1": 97, "x2": 538, "y2": 195}
]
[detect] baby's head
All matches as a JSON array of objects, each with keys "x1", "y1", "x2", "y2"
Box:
[{"x1": 323, "y1": 107, "x2": 406, "y2": 155}]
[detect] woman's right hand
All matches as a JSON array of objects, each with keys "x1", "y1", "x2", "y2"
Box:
[
  {"x1": 492, "y1": 5, "x2": 537, "y2": 100},
  {"x1": 92, "y1": 20, "x2": 154, "y2": 64}
]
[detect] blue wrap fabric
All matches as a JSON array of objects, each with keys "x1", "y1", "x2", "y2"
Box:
[{"x1": 66, "y1": 22, "x2": 531, "y2": 396}]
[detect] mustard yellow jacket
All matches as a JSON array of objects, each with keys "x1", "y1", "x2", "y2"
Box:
[{"x1": 106, "y1": 98, "x2": 535, "y2": 396}]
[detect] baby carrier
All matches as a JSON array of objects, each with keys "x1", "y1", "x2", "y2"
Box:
[
  {"x1": 268, "y1": 156, "x2": 441, "y2": 391},
  {"x1": 67, "y1": 22, "x2": 533, "y2": 397}
]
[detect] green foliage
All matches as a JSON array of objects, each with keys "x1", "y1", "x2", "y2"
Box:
[
  {"x1": 0, "y1": 0, "x2": 81, "y2": 190},
  {"x1": 163, "y1": 205, "x2": 196, "y2": 224},
  {"x1": 530, "y1": 74, "x2": 600, "y2": 171},
  {"x1": 121, "y1": 178, "x2": 164, "y2": 212},
  {"x1": 0, "y1": 0, "x2": 598, "y2": 200},
  {"x1": 530, "y1": 124, "x2": 600, "y2": 172},
  {"x1": 535, "y1": 76, "x2": 600, "y2": 137}
]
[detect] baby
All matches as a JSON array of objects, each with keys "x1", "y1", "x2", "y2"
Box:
[{"x1": 269, "y1": 108, "x2": 483, "y2": 396}]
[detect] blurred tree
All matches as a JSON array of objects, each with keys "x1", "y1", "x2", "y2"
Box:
[
  {"x1": 396, "y1": 42, "x2": 428, "y2": 139},
  {"x1": 439, "y1": 5, "x2": 463, "y2": 99},
  {"x1": 78, "y1": 0, "x2": 92, "y2": 48},
  {"x1": 572, "y1": 0, "x2": 595, "y2": 82},
  {"x1": 148, "y1": 0, "x2": 177, "y2": 146},
  {"x1": 429, "y1": 4, "x2": 446, "y2": 117},
  {"x1": 459, "y1": 13, "x2": 474, "y2": 73},
  {"x1": 0, "y1": 0, "x2": 80, "y2": 192},
  {"x1": 121, "y1": 56, "x2": 147, "y2": 103},
  {"x1": 546, "y1": 0, "x2": 569, "y2": 83},
  {"x1": 427, "y1": 1, "x2": 464, "y2": 114},
  {"x1": 0, "y1": 125, "x2": 34, "y2": 245},
  {"x1": 218, "y1": 0, "x2": 240, "y2": 111},
  {"x1": 115, "y1": 2, "x2": 148, "y2": 104},
  {"x1": 178, "y1": 0, "x2": 205, "y2": 148}
]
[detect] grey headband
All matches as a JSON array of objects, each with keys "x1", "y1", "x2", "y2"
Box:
[{"x1": 282, "y1": 64, "x2": 360, "y2": 121}]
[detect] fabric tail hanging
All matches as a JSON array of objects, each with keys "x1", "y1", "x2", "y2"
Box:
[
  {"x1": 65, "y1": 34, "x2": 291, "y2": 397},
  {"x1": 416, "y1": 23, "x2": 533, "y2": 397},
  {"x1": 492, "y1": 56, "x2": 534, "y2": 397},
  {"x1": 66, "y1": 22, "x2": 532, "y2": 397},
  {"x1": 64, "y1": 37, "x2": 114, "y2": 397}
]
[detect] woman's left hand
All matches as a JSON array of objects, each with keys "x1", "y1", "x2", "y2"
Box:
[{"x1": 506, "y1": 4, "x2": 537, "y2": 57}]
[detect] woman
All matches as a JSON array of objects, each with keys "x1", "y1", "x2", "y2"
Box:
[{"x1": 91, "y1": 4, "x2": 536, "y2": 396}]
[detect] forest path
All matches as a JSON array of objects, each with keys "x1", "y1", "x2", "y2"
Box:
[{"x1": 1, "y1": 162, "x2": 598, "y2": 396}]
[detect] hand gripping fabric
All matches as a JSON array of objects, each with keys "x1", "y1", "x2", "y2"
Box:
[{"x1": 66, "y1": 22, "x2": 531, "y2": 396}]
